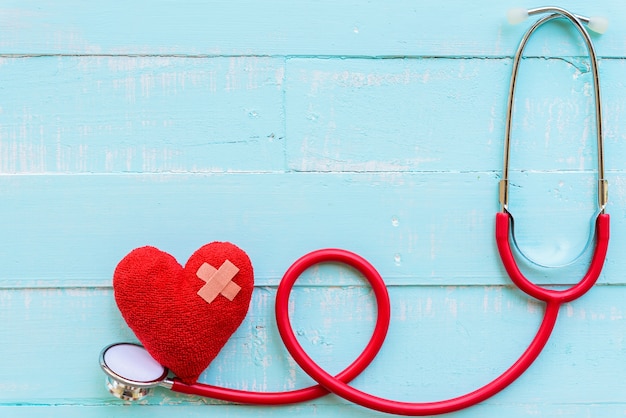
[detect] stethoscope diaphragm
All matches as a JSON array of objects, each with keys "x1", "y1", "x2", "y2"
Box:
[{"x1": 99, "y1": 342, "x2": 171, "y2": 401}]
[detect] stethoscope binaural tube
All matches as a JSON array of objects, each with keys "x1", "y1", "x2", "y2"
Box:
[{"x1": 497, "y1": 7, "x2": 610, "y2": 300}]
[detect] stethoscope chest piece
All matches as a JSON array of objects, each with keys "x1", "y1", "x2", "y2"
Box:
[{"x1": 99, "y1": 342, "x2": 170, "y2": 401}]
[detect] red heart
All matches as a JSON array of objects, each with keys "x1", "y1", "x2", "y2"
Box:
[{"x1": 113, "y1": 242, "x2": 254, "y2": 384}]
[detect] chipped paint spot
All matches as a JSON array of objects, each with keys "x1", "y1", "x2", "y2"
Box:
[{"x1": 446, "y1": 297, "x2": 458, "y2": 317}]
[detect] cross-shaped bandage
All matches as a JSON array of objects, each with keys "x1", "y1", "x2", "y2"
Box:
[{"x1": 196, "y1": 260, "x2": 242, "y2": 304}]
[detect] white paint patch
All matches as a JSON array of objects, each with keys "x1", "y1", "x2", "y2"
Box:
[
  {"x1": 446, "y1": 297, "x2": 458, "y2": 317},
  {"x1": 23, "y1": 290, "x2": 31, "y2": 310},
  {"x1": 285, "y1": 356, "x2": 298, "y2": 390},
  {"x1": 610, "y1": 307, "x2": 622, "y2": 321},
  {"x1": 140, "y1": 73, "x2": 155, "y2": 98},
  {"x1": 397, "y1": 300, "x2": 407, "y2": 321},
  {"x1": 0, "y1": 290, "x2": 12, "y2": 308},
  {"x1": 65, "y1": 287, "x2": 108, "y2": 298},
  {"x1": 526, "y1": 299, "x2": 539, "y2": 314},
  {"x1": 493, "y1": 287, "x2": 502, "y2": 313},
  {"x1": 308, "y1": 68, "x2": 434, "y2": 94},
  {"x1": 274, "y1": 66, "x2": 285, "y2": 89},
  {"x1": 225, "y1": 57, "x2": 240, "y2": 92}
]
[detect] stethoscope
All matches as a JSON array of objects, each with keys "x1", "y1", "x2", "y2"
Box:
[{"x1": 99, "y1": 7, "x2": 610, "y2": 415}]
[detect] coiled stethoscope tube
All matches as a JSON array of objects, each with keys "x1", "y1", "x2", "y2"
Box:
[{"x1": 100, "y1": 7, "x2": 609, "y2": 416}]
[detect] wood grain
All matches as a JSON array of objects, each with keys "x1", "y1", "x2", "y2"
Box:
[{"x1": 2, "y1": 1, "x2": 626, "y2": 416}]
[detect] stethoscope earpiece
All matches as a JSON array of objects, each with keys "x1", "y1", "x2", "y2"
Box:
[
  {"x1": 99, "y1": 343, "x2": 171, "y2": 401},
  {"x1": 587, "y1": 16, "x2": 609, "y2": 35},
  {"x1": 507, "y1": 8, "x2": 530, "y2": 25}
]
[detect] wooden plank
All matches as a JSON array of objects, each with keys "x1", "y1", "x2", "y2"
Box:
[
  {"x1": 0, "y1": 286, "x2": 624, "y2": 411},
  {"x1": 1, "y1": 2, "x2": 624, "y2": 416},
  {"x1": 0, "y1": 1, "x2": 621, "y2": 57},
  {"x1": 1, "y1": 171, "x2": 621, "y2": 287},
  {"x1": 286, "y1": 57, "x2": 623, "y2": 173},
  {"x1": 2, "y1": 57, "x2": 625, "y2": 175},
  {"x1": 4, "y1": 404, "x2": 625, "y2": 418},
  {"x1": 0, "y1": 56, "x2": 285, "y2": 173}
]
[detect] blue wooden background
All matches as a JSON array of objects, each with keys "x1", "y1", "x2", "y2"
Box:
[{"x1": 1, "y1": 1, "x2": 626, "y2": 416}]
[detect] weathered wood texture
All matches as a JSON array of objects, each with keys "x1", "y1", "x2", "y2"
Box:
[{"x1": 1, "y1": 1, "x2": 626, "y2": 417}]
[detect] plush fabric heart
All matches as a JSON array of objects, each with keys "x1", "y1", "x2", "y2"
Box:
[{"x1": 113, "y1": 242, "x2": 254, "y2": 384}]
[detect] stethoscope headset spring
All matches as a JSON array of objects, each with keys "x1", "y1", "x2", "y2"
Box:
[{"x1": 100, "y1": 6, "x2": 610, "y2": 416}]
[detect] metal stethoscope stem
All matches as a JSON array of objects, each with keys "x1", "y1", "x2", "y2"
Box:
[{"x1": 500, "y1": 7, "x2": 607, "y2": 214}]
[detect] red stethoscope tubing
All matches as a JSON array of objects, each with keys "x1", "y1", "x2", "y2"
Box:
[
  {"x1": 166, "y1": 237, "x2": 604, "y2": 415},
  {"x1": 274, "y1": 249, "x2": 560, "y2": 416},
  {"x1": 496, "y1": 212, "x2": 610, "y2": 303}
]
